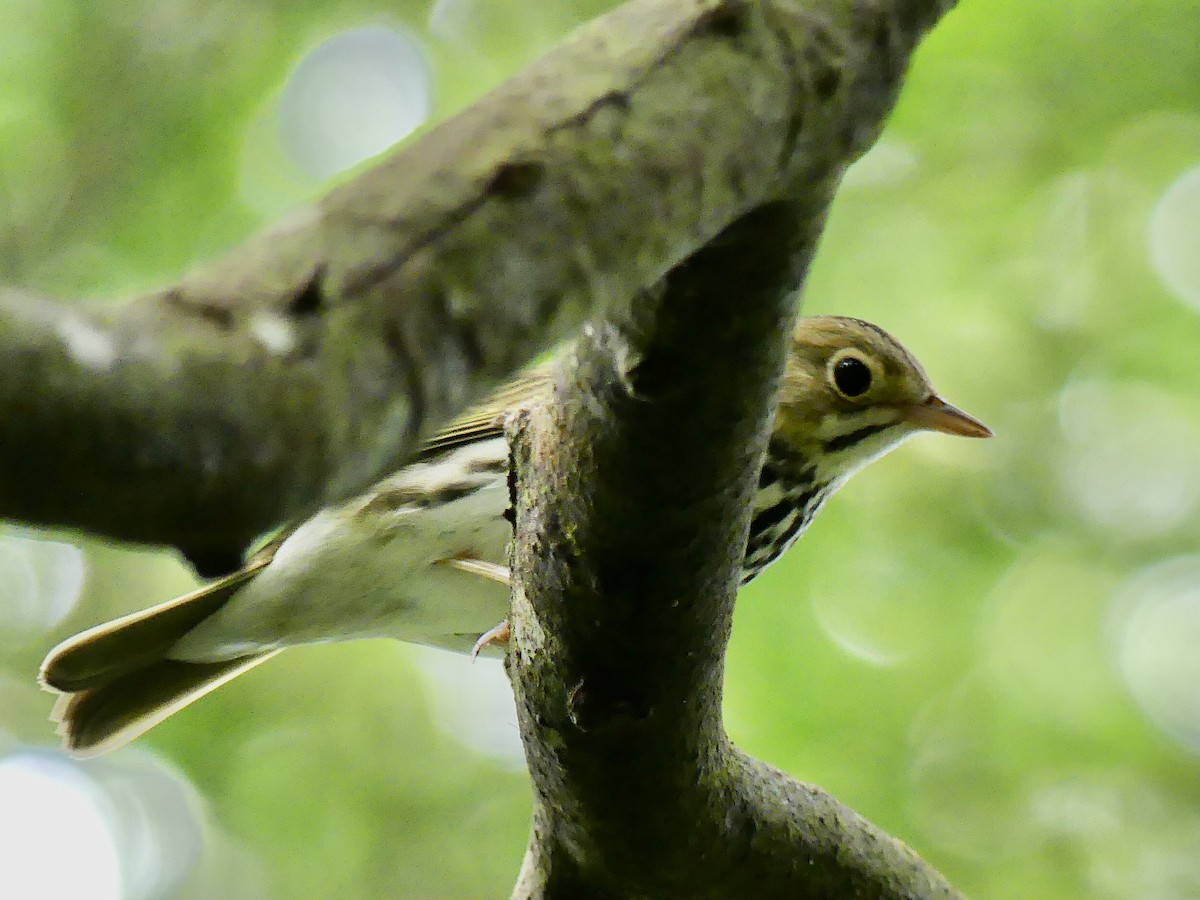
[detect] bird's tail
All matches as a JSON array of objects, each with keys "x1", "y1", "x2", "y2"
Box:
[{"x1": 40, "y1": 559, "x2": 279, "y2": 757}]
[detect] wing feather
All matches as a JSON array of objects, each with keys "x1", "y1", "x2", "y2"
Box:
[{"x1": 415, "y1": 359, "x2": 554, "y2": 460}]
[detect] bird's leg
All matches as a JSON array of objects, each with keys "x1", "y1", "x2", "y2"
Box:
[
  {"x1": 437, "y1": 556, "x2": 512, "y2": 659},
  {"x1": 442, "y1": 557, "x2": 510, "y2": 585},
  {"x1": 470, "y1": 620, "x2": 511, "y2": 660}
]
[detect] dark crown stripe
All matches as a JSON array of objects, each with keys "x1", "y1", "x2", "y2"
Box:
[{"x1": 824, "y1": 422, "x2": 891, "y2": 453}]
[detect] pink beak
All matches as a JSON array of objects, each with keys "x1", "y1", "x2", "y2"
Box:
[{"x1": 906, "y1": 396, "x2": 992, "y2": 438}]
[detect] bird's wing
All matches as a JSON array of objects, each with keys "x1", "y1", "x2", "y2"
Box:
[
  {"x1": 200, "y1": 360, "x2": 554, "y2": 569},
  {"x1": 415, "y1": 359, "x2": 555, "y2": 460}
]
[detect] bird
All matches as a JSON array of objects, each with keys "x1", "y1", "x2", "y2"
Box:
[{"x1": 40, "y1": 316, "x2": 991, "y2": 756}]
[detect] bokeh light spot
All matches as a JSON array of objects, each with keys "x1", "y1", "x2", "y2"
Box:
[
  {"x1": 842, "y1": 139, "x2": 918, "y2": 190},
  {"x1": 810, "y1": 580, "x2": 912, "y2": 668},
  {"x1": 0, "y1": 753, "x2": 121, "y2": 900},
  {"x1": 978, "y1": 548, "x2": 1116, "y2": 732},
  {"x1": 906, "y1": 677, "x2": 1029, "y2": 861},
  {"x1": 1110, "y1": 556, "x2": 1200, "y2": 754},
  {"x1": 412, "y1": 648, "x2": 524, "y2": 767},
  {"x1": 278, "y1": 26, "x2": 431, "y2": 180},
  {"x1": 428, "y1": 0, "x2": 478, "y2": 43},
  {"x1": 1057, "y1": 378, "x2": 1200, "y2": 538},
  {"x1": 1028, "y1": 773, "x2": 1200, "y2": 898},
  {"x1": 0, "y1": 749, "x2": 207, "y2": 900},
  {"x1": 0, "y1": 533, "x2": 85, "y2": 640},
  {"x1": 1149, "y1": 163, "x2": 1200, "y2": 312}
]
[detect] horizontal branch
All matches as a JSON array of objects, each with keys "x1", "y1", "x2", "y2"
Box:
[{"x1": 0, "y1": 0, "x2": 942, "y2": 570}]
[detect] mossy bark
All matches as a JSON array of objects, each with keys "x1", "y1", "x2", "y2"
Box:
[{"x1": 507, "y1": 199, "x2": 962, "y2": 898}]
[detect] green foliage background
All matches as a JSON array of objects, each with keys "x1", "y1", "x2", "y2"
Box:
[{"x1": 1, "y1": 1, "x2": 1198, "y2": 898}]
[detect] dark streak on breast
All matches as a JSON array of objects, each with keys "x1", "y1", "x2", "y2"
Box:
[
  {"x1": 748, "y1": 501, "x2": 792, "y2": 539},
  {"x1": 767, "y1": 438, "x2": 810, "y2": 470},
  {"x1": 824, "y1": 423, "x2": 891, "y2": 454},
  {"x1": 758, "y1": 460, "x2": 780, "y2": 487},
  {"x1": 775, "y1": 508, "x2": 808, "y2": 547},
  {"x1": 741, "y1": 476, "x2": 830, "y2": 583}
]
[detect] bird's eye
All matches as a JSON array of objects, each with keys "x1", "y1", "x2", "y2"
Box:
[{"x1": 832, "y1": 355, "x2": 872, "y2": 398}]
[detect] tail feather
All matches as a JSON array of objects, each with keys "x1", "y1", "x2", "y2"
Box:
[
  {"x1": 51, "y1": 653, "x2": 279, "y2": 757},
  {"x1": 40, "y1": 553, "x2": 279, "y2": 757},
  {"x1": 41, "y1": 559, "x2": 269, "y2": 693}
]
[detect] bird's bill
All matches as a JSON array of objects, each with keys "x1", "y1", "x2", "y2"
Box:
[{"x1": 906, "y1": 396, "x2": 993, "y2": 438}]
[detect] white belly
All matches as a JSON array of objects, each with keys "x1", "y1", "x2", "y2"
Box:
[{"x1": 172, "y1": 446, "x2": 513, "y2": 661}]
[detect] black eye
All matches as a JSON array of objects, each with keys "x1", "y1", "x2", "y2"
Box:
[{"x1": 833, "y1": 356, "x2": 872, "y2": 397}]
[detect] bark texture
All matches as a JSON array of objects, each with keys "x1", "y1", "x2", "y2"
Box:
[
  {"x1": 501, "y1": 1, "x2": 964, "y2": 897},
  {"x1": 506, "y1": 202, "x2": 962, "y2": 897}
]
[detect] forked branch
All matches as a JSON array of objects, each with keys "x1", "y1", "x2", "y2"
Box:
[
  {"x1": 503, "y1": 0, "x2": 963, "y2": 896},
  {"x1": 507, "y1": 200, "x2": 962, "y2": 898}
]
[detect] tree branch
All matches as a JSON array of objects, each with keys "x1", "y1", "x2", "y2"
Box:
[
  {"x1": 504, "y1": 1, "x2": 963, "y2": 896},
  {"x1": 508, "y1": 201, "x2": 961, "y2": 899},
  {"x1": 0, "y1": 0, "x2": 950, "y2": 572}
]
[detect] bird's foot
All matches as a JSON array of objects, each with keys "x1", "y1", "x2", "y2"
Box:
[
  {"x1": 470, "y1": 620, "x2": 510, "y2": 660},
  {"x1": 442, "y1": 556, "x2": 511, "y2": 585}
]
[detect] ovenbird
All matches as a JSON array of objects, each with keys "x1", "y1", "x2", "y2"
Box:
[{"x1": 40, "y1": 316, "x2": 990, "y2": 755}]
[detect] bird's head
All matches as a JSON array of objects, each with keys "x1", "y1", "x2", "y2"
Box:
[{"x1": 774, "y1": 316, "x2": 991, "y2": 484}]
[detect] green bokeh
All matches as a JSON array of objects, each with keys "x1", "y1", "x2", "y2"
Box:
[{"x1": 2, "y1": 1, "x2": 1198, "y2": 898}]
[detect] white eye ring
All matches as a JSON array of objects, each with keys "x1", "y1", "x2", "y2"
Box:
[{"x1": 827, "y1": 350, "x2": 878, "y2": 400}]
